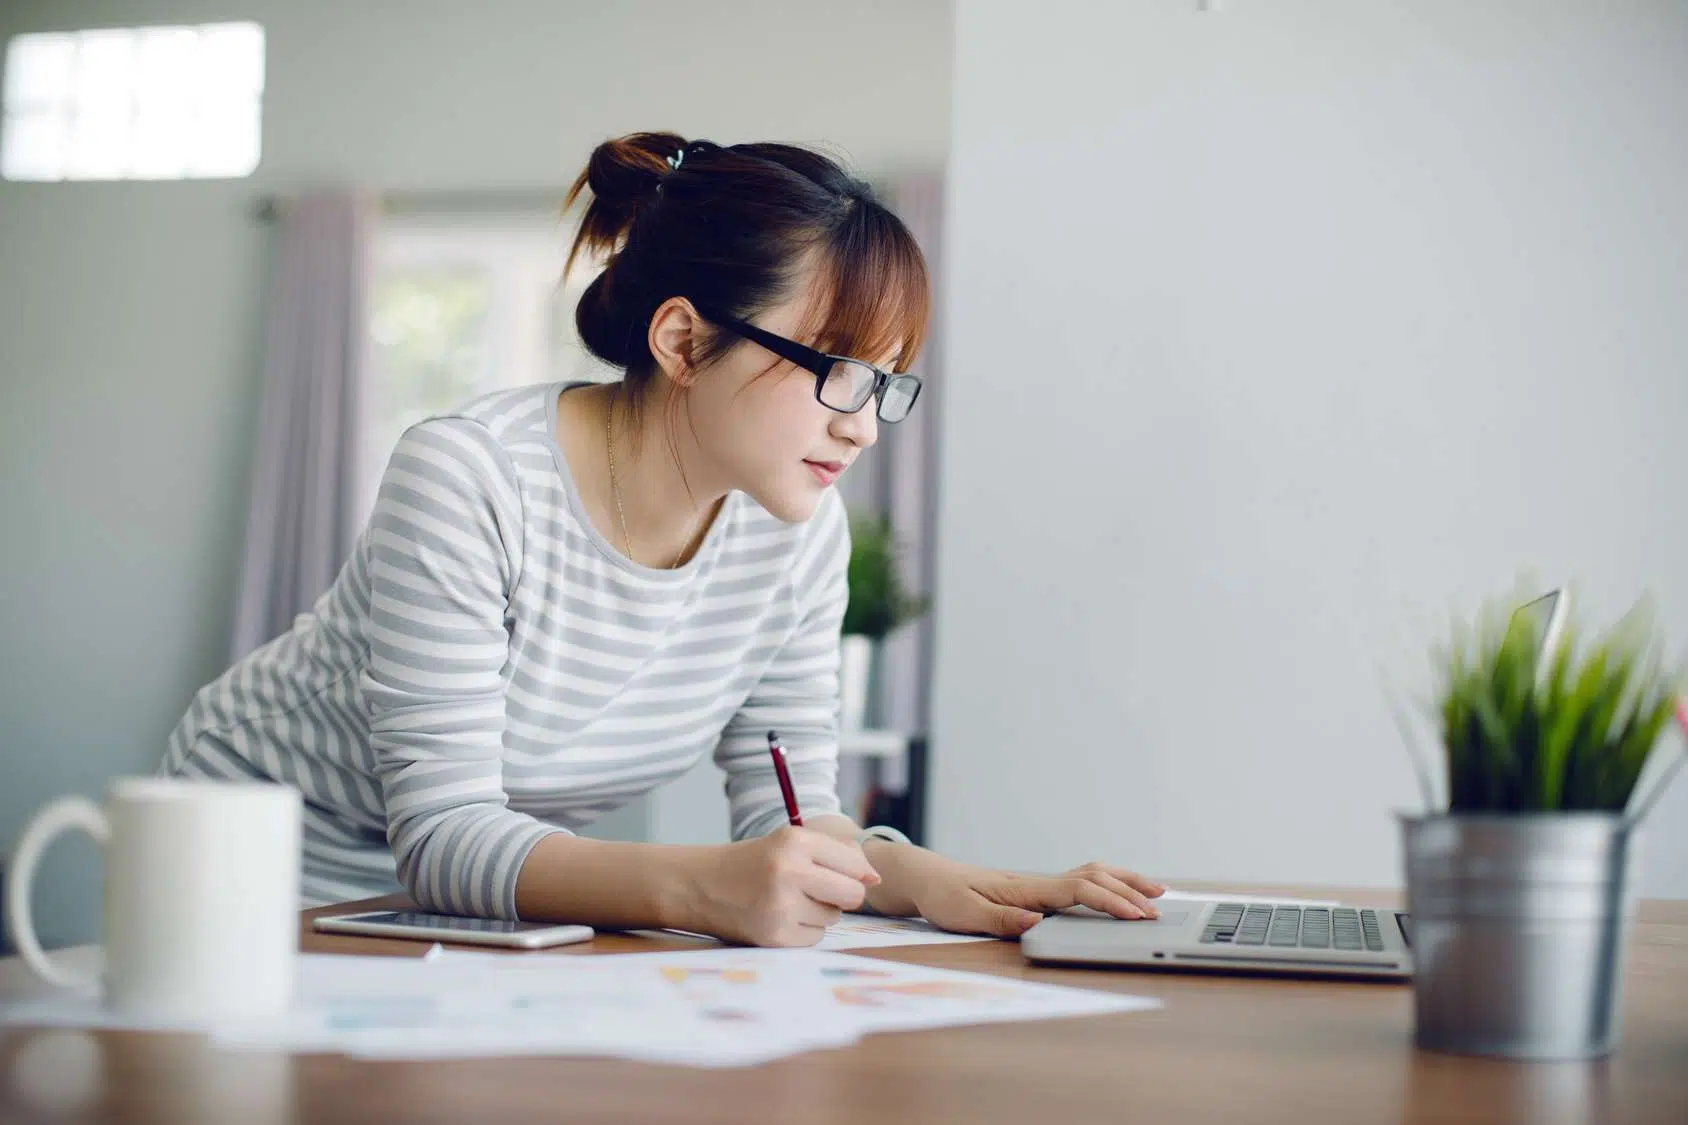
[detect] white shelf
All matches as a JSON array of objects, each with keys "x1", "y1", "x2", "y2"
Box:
[{"x1": 839, "y1": 729, "x2": 907, "y2": 759}]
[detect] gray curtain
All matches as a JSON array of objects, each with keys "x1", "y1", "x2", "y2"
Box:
[
  {"x1": 877, "y1": 172, "x2": 944, "y2": 736},
  {"x1": 871, "y1": 173, "x2": 945, "y2": 787},
  {"x1": 229, "y1": 188, "x2": 375, "y2": 660}
]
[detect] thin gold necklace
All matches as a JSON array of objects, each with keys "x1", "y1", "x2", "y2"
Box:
[{"x1": 605, "y1": 388, "x2": 700, "y2": 570}]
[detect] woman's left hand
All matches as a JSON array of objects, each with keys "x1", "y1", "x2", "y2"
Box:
[{"x1": 899, "y1": 855, "x2": 1168, "y2": 938}]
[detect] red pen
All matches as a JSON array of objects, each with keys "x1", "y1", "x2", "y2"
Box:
[{"x1": 767, "y1": 730, "x2": 803, "y2": 827}]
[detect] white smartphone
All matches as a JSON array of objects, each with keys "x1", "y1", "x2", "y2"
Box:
[{"x1": 313, "y1": 909, "x2": 595, "y2": 950}]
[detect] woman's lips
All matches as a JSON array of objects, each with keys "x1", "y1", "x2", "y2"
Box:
[{"x1": 804, "y1": 459, "x2": 844, "y2": 486}]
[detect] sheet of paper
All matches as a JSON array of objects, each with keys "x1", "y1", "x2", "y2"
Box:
[
  {"x1": 815, "y1": 914, "x2": 996, "y2": 950},
  {"x1": 630, "y1": 913, "x2": 996, "y2": 951},
  {"x1": 4, "y1": 945, "x2": 1161, "y2": 1068},
  {"x1": 213, "y1": 951, "x2": 850, "y2": 1067},
  {"x1": 0, "y1": 954, "x2": 468, "y2": 1036},
  {"x1": 0, "y1": 945, "x2": 212, "y2": 1033},
  {"x1": 430, "y1": 946, "x2": 1161, "y2": 1035},
  {"x1": 0, "y1": 991, "x2": 216, "y2": 1033}
]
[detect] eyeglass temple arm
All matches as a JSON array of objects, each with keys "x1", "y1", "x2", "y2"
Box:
[{"x1": 702, "y1": 309, "x2": 834, "y2": 379}]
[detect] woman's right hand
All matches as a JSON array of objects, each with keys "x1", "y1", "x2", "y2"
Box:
[{"x1": 678, "y1": 826, "x2": 881, "y2": 947}]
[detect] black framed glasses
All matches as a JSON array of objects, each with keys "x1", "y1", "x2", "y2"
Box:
[{"x1": 693, "y1": 304, "x2": 923, "y2": 424}]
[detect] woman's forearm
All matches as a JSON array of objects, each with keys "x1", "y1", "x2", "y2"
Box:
[
  {"x1": 805, "y1": 813, "x2": 952, "y2": 917},
  {"x1": 513, "y1": 833, "x2": 706, "y2": 930},
  {"x1": 514, "y1": 823, "x2": 884, "y2": 944},
  {"x1": 512, "y1": 819, "x2": 940, "y2": 932}
]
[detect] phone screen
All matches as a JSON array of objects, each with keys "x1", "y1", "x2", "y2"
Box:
[{"x1": 343, "y1": 911, "x2": 558, "y2": 934}]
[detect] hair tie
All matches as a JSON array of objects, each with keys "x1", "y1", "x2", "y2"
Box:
[{"x1": 658, "y1": 141, "x2": 714, "y2": 194}]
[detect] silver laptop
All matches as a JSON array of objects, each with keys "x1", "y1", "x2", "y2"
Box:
[
  {"x1": 1022, "y1": 589, "x2": 1569, "y2": 981},
  {"x1": 1022, "y1": 899, "x2": 1413, "y2": 979}
]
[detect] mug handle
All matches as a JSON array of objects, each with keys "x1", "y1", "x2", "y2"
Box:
[{"x1": 4, "y1": 796, "x2": 109, "y2": 991}]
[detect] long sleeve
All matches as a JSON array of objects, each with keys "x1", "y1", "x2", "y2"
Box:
[
  {"x1": 713, "y1": 491, "x2": 849, "y2": 839},
  {"x1": 360, "y1": 416, "x2": 566, "y2": 918}
]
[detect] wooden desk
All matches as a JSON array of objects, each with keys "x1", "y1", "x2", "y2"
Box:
[{"x1": 3, "y1": 886, "x2": 1685, "y2": 1124}]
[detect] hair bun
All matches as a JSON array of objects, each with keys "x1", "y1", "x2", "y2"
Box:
[
  {"x1": 575, "y1": 259, "x2": 638, "y2": 368},
  {"x1": 564, "y1": 133, "x2": 690, "y2": 367},
  {"x1": 568, "y1": 132, "x2": 686, "y2": 251}
]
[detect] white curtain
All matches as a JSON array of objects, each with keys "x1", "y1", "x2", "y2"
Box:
[{"x1": 229, "y1": 188, "x2": 375, "y2": 660}]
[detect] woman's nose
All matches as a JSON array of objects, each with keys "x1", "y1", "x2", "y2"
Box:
[{"x1": 831, "y1": 404, "x2": 879, "y2": 449}]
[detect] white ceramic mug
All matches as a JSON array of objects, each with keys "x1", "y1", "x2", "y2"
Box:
[{"x1": 4, "y1": 778, "x2": 302, "y2": 1021}]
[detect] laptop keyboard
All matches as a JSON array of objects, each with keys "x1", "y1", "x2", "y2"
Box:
[{"x1": 1199, "y1": 904, "x2": 1386, "y2": 952}]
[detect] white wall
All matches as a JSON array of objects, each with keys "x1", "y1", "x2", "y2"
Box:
[
  {"x1": 0, "y1": 0, "x2": 951, "y2": 946},
  {"x1": 933, "y1": 0, "x2": 1688, "y2": 897}
]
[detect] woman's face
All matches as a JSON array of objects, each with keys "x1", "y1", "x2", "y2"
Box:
[{"x1": 668, "y1": 285, "x2": 892, "y2": 524}]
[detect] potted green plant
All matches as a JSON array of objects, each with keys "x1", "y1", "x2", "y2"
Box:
[
  {"x1": 1401, "y1": 589, "x2": 1686, "y2": 1059},
  {"x1": 839, "y1": 512, "x2": 929, "y2": 731}
]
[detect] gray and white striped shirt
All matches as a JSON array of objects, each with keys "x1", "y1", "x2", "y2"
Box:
[{"x1": 162, "y1": 383, "x2": 847, "y2": 915}]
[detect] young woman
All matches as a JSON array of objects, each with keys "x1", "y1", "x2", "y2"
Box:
[{"x1": 162, "y1": 132, "x2": 1164, "y2": 946}]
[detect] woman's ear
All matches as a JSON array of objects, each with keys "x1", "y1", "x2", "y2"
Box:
[{"x1": 647, "y1": 298, "x2": 704, "y2": 388}]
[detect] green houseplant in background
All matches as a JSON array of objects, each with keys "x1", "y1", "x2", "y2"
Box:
[
  {"x1": 1401, "y1": 588, "x2": 1687, "y2": 1060},
  {"x1": 839, "y1": 512, "x2": 929, "y2": 731}
]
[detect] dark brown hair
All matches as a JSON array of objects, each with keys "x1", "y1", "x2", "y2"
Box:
[{"x1": 563, "y1": 132, "x2": 930, "y2": 391}]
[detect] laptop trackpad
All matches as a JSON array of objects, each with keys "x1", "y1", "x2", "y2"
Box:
[{"x1": 1060, "y1": 905, "x2": 1197, "y2": 937}]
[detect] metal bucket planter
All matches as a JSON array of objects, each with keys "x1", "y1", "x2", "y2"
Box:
[{"x1": 1400, "y1": 813, "x2": 1636, "y2": 1060}]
